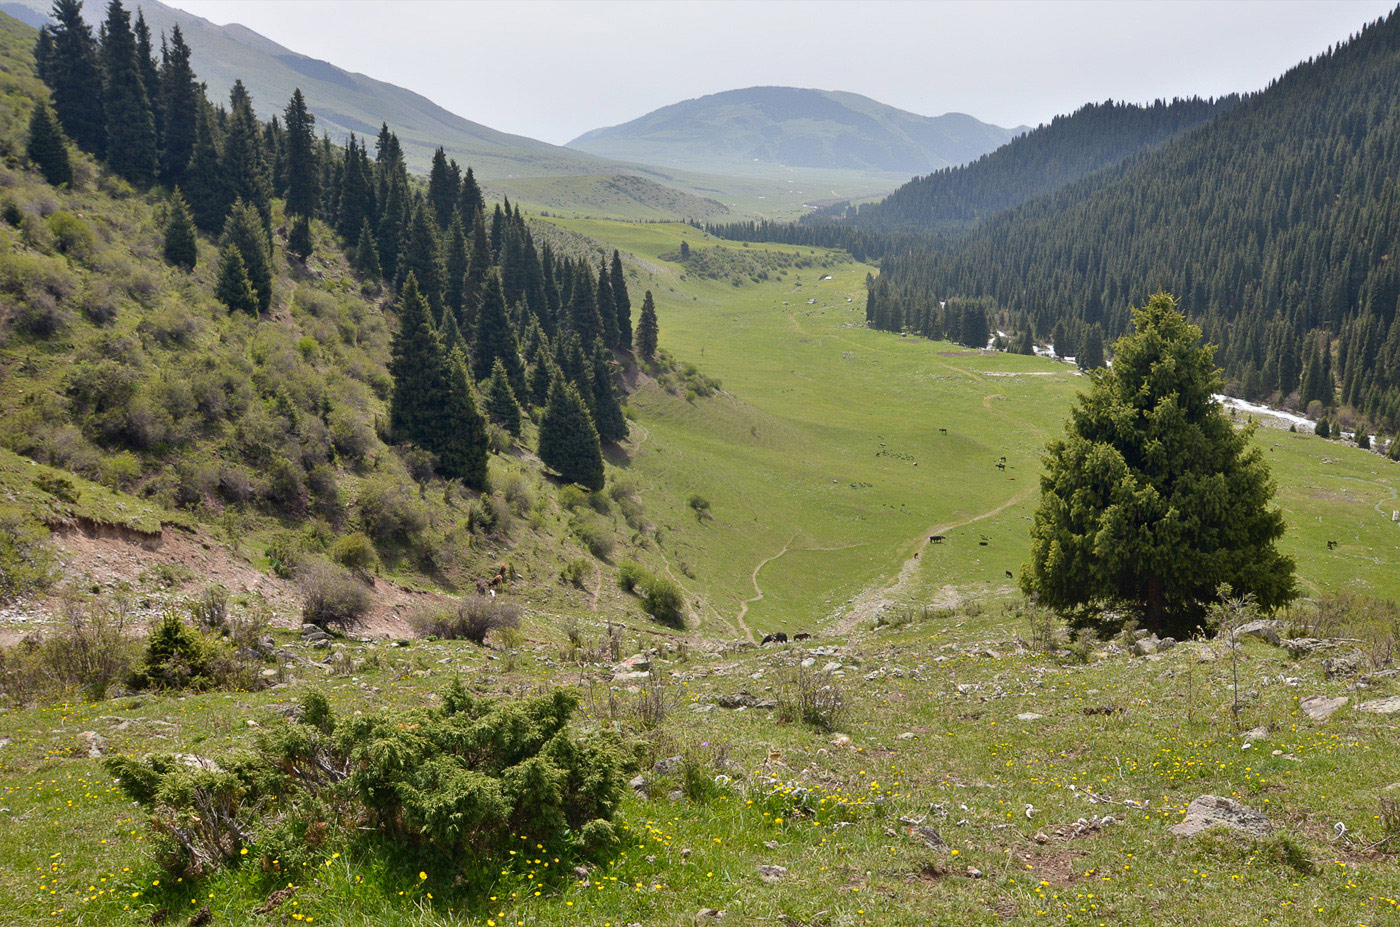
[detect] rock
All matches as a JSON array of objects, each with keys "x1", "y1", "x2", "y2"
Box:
[
  {"x1": 821, "y1": 661, "x2": 842, "y2": 673},
  {"x1": 612, "y1": 671, "x2": 651, "y2": 684},
  {"x1": 1357, "y1": 696, "x2": 1400, "y2": 715},
  {"x1": 628, "y1": 775, "x2": 651, "y2": 798},
  {"x1": 1323, "y1": 654, "x2": 1363, "y2": 678},
  {"x1": 173, "y1": 753, "x2": 221, "y2": 773},
  {"x1": 1300, "y1": 695, "x2": 1348, "y2": 721},
  {"x1": 754, "y1": 699, "x2": 778, "y2": 710},
  {"x1": 1283, "y1": 638, "x2": 1326, "y2": 657},
  {"x1": 757, "y1": 864, "x2": 788, "y2": 883},
  {"x1": 956, "y1": 683, "x2": 980, "y2": 694},
  {"x1": 966, "y1": 866, "x2": 984, "y2": 878},
  {"x1": 1169, "y1": 795, "x2": 1272, "y2": 838},
  {"x1": 696, "y1": 908, "x2": 725, "y2": 921},
  {"x1": 907, "y1": 825, "x2": 945, "y2": 849},
  {"x1": 799, "y1": 657, "x2": 815, "y2": 668},
  {"x1": 653, "y1": 755, "x2": 684, "y2": 775},
  {"x1": 79, "y1": 731, "x2": 105, "y2": 758},
  {"x1": 1132, "y1": 637, "x2": 1162, "y2": 656},
  {"x1": 1232, "y1": 621, "x2": 1281, "y2": 646},
  {"x1": 1016, "y1": 712, "x2": 1044, "y2": 721},
  {"x1": 717, "y1": 692, "x2": 758, "y2": 709},
  {"x1": 1242, "y1": 726, "x2": 1269, "y2": 740},
  {"x1": 619, "y1": 654, "x2": 652, "y2": 672},
  {"x1": 830, "y1": 733, "x2": 852, "y2": 747},
  {"x1": 898, "y1": 732, "x2": 918, "y2": 740}
]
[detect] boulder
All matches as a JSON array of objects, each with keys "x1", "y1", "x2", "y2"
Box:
[
  {"x1": 1016, "y1": 712, "x2": 1045, "y2": 722},
  {"x1": 1283, "y1": 638, "x2": 1327, "y2": 657},
  {"x1": 1232, "y1": 621, "x2": 1281, "y2": 646},
  {"x1": 1169, "y1": 795, "x2": 1272, "y2": 838},
  {"x1": 757, "y1": 864, "x2": 788, "y2": 883},
  {"x1": 717, "y1": 692, "x2": 758, "y2": 709},
  {"x1": 1300, "y1": 695, "x2": 1348, "y2": 721},
  {"x1": 1357, "y1": 696, "x2": 1400, "y2": 715},
  {"x1": 1323, "y1": 653, "x2": 1363, "y2": 679}
]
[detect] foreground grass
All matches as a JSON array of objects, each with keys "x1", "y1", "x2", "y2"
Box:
[{"x1": 2, "y1": 606, "x2": 1398, "y2": 926}]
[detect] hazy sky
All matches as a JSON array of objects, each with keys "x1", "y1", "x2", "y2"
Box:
[{"x1": 162, "y1": 0, "x2": 1394, "y2": 144}]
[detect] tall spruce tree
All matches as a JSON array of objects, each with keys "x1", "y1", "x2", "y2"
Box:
[
  {"x1": 396, "y1": 203, "x2": 445, "y2": 320},
  {"x1": 610, "y1": 250, "x2": 632, "y2": 349},
  {"x1": 26, "y1": 102, "x2": 72, "y2": 186},
  {"x1": 282, "y1": 89, "x2": 318, "y2": 218},
  {"x1": 132, "y1": 9, "x2": 161, "y2": 140},
  {"x1": 1077, "y1": 323, "x2": 1106, "y2": 369},
  {"x1": 157, "y1": 25, "x2": 198, "y2": 185},
  {"x1": 222, "y1": 81, "x2": 271, "y2": 231},
  {"x1": 99, "y1": 0, "x2": 158, "y2": 183},
  {"x1": 440, "y1": 348, "x2": 489, "y2": 489},
  {"x1": 41, "y1": 0, "x2": 106, "y2": 156},
  {"x1": 214, "y1": 243, "x2": 258, "y2": 314},
  {"x1": 426, "y1": 147, "x2": 458, "y2": 228},
  {"x1": 353, "y1": 219, "x2": 381, "y2": 278},
  {"x1": 484, "y1": 358, "x2": 524, "y2": 437},
  {"x1": 220, "y1": 199, "x2": 272, "y2": 312},
  {"x1": 595, "y1": 262, "x2": 620, "y2": 349},
  {"x1": 460, "y1": 208, "x2": 491, "y2": 328},
  {"x1": 443, "y1": 211, "x2": 469, "y2": 320},
  {"x1": 635, "y1": 290, "x2": 659, "y2": 361},
  {"x1": 1020, "y1": 294, "x2": 1296, "y2": 635},
  {"x1": 183, "y1": 103, "x2": 228, "y2": 232},
  {"x1": 472, "y1": 269, "x2": 525, "y2": 394},
  {"x1": 387, "y1": 274, "x2": 451, "y2": 452},
  {"x1": 162, "y1": 188, "x2": 197, "y2": 270},
  {"x1": 538, "y1": 379, "x2": 604, "y2": 491},
  {"x1": 458, "y1": 166, "x2": 483, "y2": 221},
  {"x1": 590, "y1": 343, "x2": 628, "y2": 443},
  {"x1": 287, "y1": 215, "x2": 312, "y2": 261}
]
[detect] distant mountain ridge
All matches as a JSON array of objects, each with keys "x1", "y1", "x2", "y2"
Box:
[
  {"x1": 810, "y1": 96, "x2": 1238, "y2": 233},
  {"x1": 568, "y1": 86, "x2": 1026, "y2": 174}
]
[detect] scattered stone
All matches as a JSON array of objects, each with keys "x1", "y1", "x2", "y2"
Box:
[
  {"x1": 1242, "y1": 727, "x2": 1269, "y2": 740},
  {"x1": 1132, "y1": 636, "x2": 1163, "y2": 656},
  {"x1": 628, "y1": 774, "x2": 650, "y2": 798},
  {"x1": 830, "y1": 733, "x2": 852, "y2": 747},
  {"x1": 717, "y1": 692, "x2": 758, "y2": 709},
  {"x1": 1300, "y1": 695, "x2": 1348, "y2": 721},
  {"x1": 800, "y1": 657, "x2": 816, "y2": 668},
  {"x1": 754, "y1": 699, "x2": 778, "y2": 711},
  {"x1": 757, "y1": 864, "x2": 788, "y2": 883},
  {"x1": 1016, "y1": 712, "x2": 1045, "y2": 722},
  {"x1": 653, "y1": 755, "x2": 684, "y2": 775},
  {"x1": 763, "y1": 840, "x2": 779, "y2": 850},
  {"x1": 1283, "y1": 638, "x2": 1327, "y2": 657},
  {"x1": 618, "y1": 654, "x2": 652, "y2": 673},
  {"x1": 821, "y1": 661, "x2": 842, "y2": 673},
  {"x1": 1323, "y1": 654, "x2": 1363, "y2": 679},
  {"x1": 696, "y1": 908, "x2": 725, "y2": 922},
  {"x1": 1232, "y1": 621, "x2": 1281, "y2": 646},
  {"x1": 1357, "y1": 696, "x2": 1400, "y2": 715},
  {"x1": 898, "y1": 732, "x2": 918, "y2": 740},
  {"x1": 1169, "y1": 795, "x2": 1272, "y2": 838},
  {"x1": 908, "y1": 825, "x2": 945, "y2": 849},
  {"x1": 79, "y1": 731, "x2": 105, "y2": 758},
  {"x1": 966, "y1": 866, "x2": 983, "y2": 879}
]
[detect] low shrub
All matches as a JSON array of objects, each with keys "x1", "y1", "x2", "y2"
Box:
[
  {"x1": 776, "y1": 664, "x2": 846, "y2": 733},
  {"x1": 129, "y1": 612, "x2": 237, "y2": 692},
  {"x1": 412, "y1": 595, "x2": 521, "y2": 645},
  {"x1": 572, "y1": 514, "x2": 615, "y2": 560},
  {"x1": 561, "y1": 558, "x2": 591, "y2": 589},
  {"x1": 0, "y1": 590, "x2": 137, "y2": 703},
  {"x1": 641, "y1": 574, "x2": 686, "y2": 628},
  {"x1": 299, "y1": 560, "x2": 372, "y2": 631},
  {"x1": 0, "y1": 507, "x2": 56, "y2": 604},
  {"x1": 189, "y1": 583, "x2": 230, "y2": 631},
  {"x1": 329, "y1": 531, "x2": 379, "y2": 575},
  {"x1": 616, "y1": 560, "x2": 646, "y2": 593}
]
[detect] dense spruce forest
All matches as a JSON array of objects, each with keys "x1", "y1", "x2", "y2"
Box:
[
  {"x1": 861, "y1": 10, "x2": 1400, "y2": 435},
  {"x1": 806, "y1": 96, "x2": 1236, "y2": 234},
  {"x1": 27, "y1": 0, "x2": 649, "y2": 498}
]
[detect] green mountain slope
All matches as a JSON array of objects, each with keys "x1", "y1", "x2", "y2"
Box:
[
  {"x1": 810, "y1": 96, "x2": 1237, "y2": 233},
  {"x1": 867, "y1": 10, "x2": 1400, "y2": 435},
  {"x1": 568, "y1": 85, "x2": 1026, "y2": 174}
]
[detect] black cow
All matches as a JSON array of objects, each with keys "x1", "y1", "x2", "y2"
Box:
[{"x1": 761, "y1": 632, "x2": 789, "y2": 645}]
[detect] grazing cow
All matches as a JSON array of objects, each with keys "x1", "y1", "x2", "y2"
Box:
[
  {"x1": 473, "y1": 579, "x2": 489, "y2": 595},
  {"x1": 760, "y1": 632, "x2": 789, "y2": 645},
  {"x1": 939, "y1": 428, "x2": 948, "y2": 435},
  {"x1": 996, "y1": 462, "x2": 1006, "y2": 471},
  {"x1": 793, "y1": 632, "x2": 812, "y2": 641},
  {"x1": 1327, "y1": 540, "x2": 1338, "y2": 550},
  {"x1": 929, "y1": 534, "x2": 945, "y2": 543},
  {"x1": 1005, "y1": 570, "x2": 1014, "y2": 579}
]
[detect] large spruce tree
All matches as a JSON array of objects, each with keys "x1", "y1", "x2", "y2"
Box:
[
  {"x1": 1020, "y1": 293, "x2": 1295, "y2": 635},
  {"x1": 610, "y1": 250, "x2": 632, "y2": 349},
  {"x1": 484, "y1": 358, "x2": 524, "y2": 437},
  {"x1": 538, "y1": 380, "x2": 604, "y2": 491},
  {"x1": 635, "y1": 290, "x2": 659, "y2": 361},
  {"x1": 214, "y1": 243, "x2": 258, "y2": 314},
  {"x1": 26, "y1": 102, "x2": 72, "y2": 186},
  {"x1": 282, "y1": 88, "x2": 318, "y2": 218},
  {"x1": 99, "y1": 0, "x2": 158, "y2": 183},
  {"x1": 472, "y1": 269, "x2": 525, "y2": 394},
  {"x1": 162, "y1": 189, "x2": 198, "y2": 270},
  {"x1": 440, "y1": 348, "x2": 489, "y2": 489},
  {"x1": 220, "y1": 200, "x2": 273, "y2": 312},
  {"x1": 41, "y1": 0, "x2": 106, "y2": 157},
  {"x1": 157, "y1": 25, "x2": 199, "y2": 185},
  {"x1": 589, "y1": 344, "x2": 628, "y2": 443},
  {"x1": 388, "y1": 274, "x2": 450, "y2": 452}
]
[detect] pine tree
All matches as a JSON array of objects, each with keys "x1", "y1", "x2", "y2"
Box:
[
  {"x1": 220, "y1": 199, "x2": 272, "y2": 312},
  {"x1": 396, "y1": 203, "x2": 444, "y2": 320},
  {"x1": 568, "y1": 269, "x2": 604, "y2": 348},
  {"x1": 183, "y1": 103, "x2": 228, "y2": 232},
  {"x1": 162, "y1": 188, "x2": 197, "y2": 271},
  {"x1": 438, "y1": 303, "x2": 463, "y2": 355},
  {"x1": 388, "y1": 274, "x2": 451, "y2": 452},
  {"x1": 157, "y1": 25, "x2": 198, "y2": 185},
  {"x1": 1021, "y1": 294, "x2": 1295, "y2": 635},
  {"x1": 527, "y1": 358, "x2": 555, "y2": 407},
  {"x1": 595, "y1": 261, "x2": 620, "y2": 348},
  {"x1": 610, "y1": 250, "x2": 632, "y2": 349},
  {"x1": 132, "y1": 9, "x2": 161, "y2": 140},
  {"x1": 439, "y1": 348, "x2": 489, "y2": 489},
  {"x1": 287, "y1": 214, "x2": 312, "y2": 261},
  {"x1": 99, "y1": 0, "x2": 158, "y2": 183},
  {"x1": 484, "y1": 358, "x2": 523, "y2": 436},
  {"x1": 426, "y1": 147, "x2": 458, "y2": 228},
  {"x1": 458, "y1": 165, "x2": 483, "y2": 221},
  {"x1": 26, "y1": 102, "x2": 72, "y2": 186},
  {"x1": 354, "y1": 219, "x2": 381, "y2": 278},
  {"x1": 214, "y1": 243, "x2": 258, "y2": 313},
  {"x1": 41, "y1": 0, "x2": 106, "y2": 156},
  {"x1": 1077, "y1": 323, "x2": 1105, "y2": 369},
  {"x1": 538, "y1": 380, "x2": 604, "y2": 491},
  {"x1": 443, "y1": 211, "x2": 468, "y2": 319},
  {"x1": 282, "y1": 88, "x2": 318, "y2": 218},
  {"x1": 590, "y1": 343, "x2": 628, "y2": 443},
  {"x1": 222, "y1": 81, "x2": 271, "y2": 231},
  {"x1": 635, "y1": 290, "x2": 659, "y2": 361},
  {"x1": 460, "y1": 208, "x2": 491, "y2": 327},
  {"x1": 472, "y1": 270, "x2": 525, "y2": 394}
]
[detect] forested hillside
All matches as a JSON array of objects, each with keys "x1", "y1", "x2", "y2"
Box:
[
  {"x1": 807, "y1": 96, "x2": 1235, "y2": 233},
  {"x1": 0, "y1": 2, "x2": 706, "y2": 619},
  {"x1": 864, "y1": 10, "x2": 1400, "y2": 435}
]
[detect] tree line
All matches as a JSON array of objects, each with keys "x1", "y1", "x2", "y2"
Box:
[{"x1": 31, "y1": 0, "x2": 666, "y2": 492}]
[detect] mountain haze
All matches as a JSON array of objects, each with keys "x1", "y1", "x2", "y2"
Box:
[{"x1": 568, "y1": 86, "x2": 1026, "y2": 174}]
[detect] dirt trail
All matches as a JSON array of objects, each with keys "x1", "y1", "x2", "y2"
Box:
[
  {"x1": 734, "y1": 537, "x2": 795, "y2": 643},
  {"x1": 837, "y1": 488, "x2": 1034, "y2": 635}
]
